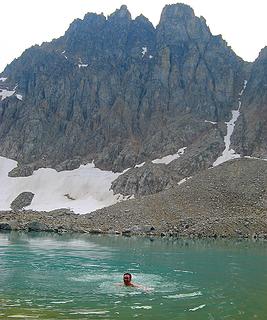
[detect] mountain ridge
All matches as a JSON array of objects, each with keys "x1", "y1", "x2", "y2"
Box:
[
  {"x1": 0, "y1": 4, "x2": 248, "y2": 171},
  {"x1": 0, "y1": 3, "x2": 266, "y2": 209}
]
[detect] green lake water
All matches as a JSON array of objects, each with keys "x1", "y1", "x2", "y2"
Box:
[{"x1": 0, "y1": 232, "x2": 267, "y2": 319}]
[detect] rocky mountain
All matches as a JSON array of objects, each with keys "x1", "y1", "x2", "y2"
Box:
[
  {"x1": 87, "y1": 158, "x2": 267, "y2": 237},
  {"x1": 0, "y1": 3, "x2": 266, "y2": 203},
  {"x1": 232, "y1": 47, "x2": 267, "y2": 157},
  {"x1": 1, "y1": 158, "x2": 266, "y2": 238},
  {"x1": 0, "y1": 4, "x2": 245, "y2": 168}
]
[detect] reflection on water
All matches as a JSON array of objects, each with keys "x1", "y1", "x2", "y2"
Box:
[{"x1": 0, "y1": 231, "x2": 267, "y2": 319}]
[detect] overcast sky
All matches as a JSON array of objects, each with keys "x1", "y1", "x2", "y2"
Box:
[{"x1": 1, "y1": 0, "x2": 267, "y2": 72}]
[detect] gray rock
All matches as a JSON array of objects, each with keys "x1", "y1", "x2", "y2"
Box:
[
  {"x1": 26, "y1": 221, "x2": 50, "y2": 232},
  {"x1": 55, "y1": 158, "x2": 82, "y2": 171},
  {"x1": 89, "y1": 229, "x2": 103, "y2": 234},
  {"x1": 0, "y1": 4, "x2": 265, "y2": 229},
  {"x1": 8, "y1": 165, "x2": 34, "y2": 177},
  {"x1": 10, "y1": 192, "x2": 34, "y2": 210},
  {"x1": 112, "y1": 163, "x2": 180, "y2": 196},
  {"x1": 0, "y1": 3, "x2": 244, "y2": 175},
  {"x1": 111, "y1": 129, "x2": 224, "y2": 197},
  {"x1": 232, "y1": 47, "x2": 267, "y2": 158},
  {"x1": 0, "y1": 222, "x2": 12, "y2": 230},
  {"x1": 129, "y1": 225, "x2": 155, "y2": 233}
]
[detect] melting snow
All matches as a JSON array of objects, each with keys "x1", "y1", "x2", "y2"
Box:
[
  {"x1": 213, "y1": 80, "x2": 247, "y2": 167},
  {"x1": 205, "y1": 120, "x2": 217, "y2": 125},
  {"x1": 239, "y1": 80, "x2": 247, "y2": 96},
  {"x1": 0, "y1": 84, "x2": 21, "y2": 101},
  {"x1": 133, "y1": 147, "x2": 186, "y2": 167},
  {"x1": 178, "y1": 176, "x2": 192, "y2": 185},
  {"x1": 142, "y1": 47, "x2": 148, "y2": 57},
  {"x1": 244, "y1": 156, "x2": 267, "y2": 162},
  {"x1": 135, "y1": 162, "x2": 145, "y2": 168},
  {"x1": 78, "y1": 58, "x2": 88, "y2": 68},
  {"x1": 0, "y1": 77, "x2": 7, "y2": 82},
  {"x1": 0, "y1": 156, "x2": 126, "y2": 214},
  {"x1": 152, "y1": 147, "x2": 186, "y2": 165},
  {"x1": 61, "y1": 51, "x2": 68, "y2": 60},
  {"x1": 189, "y1": 304, "x2": 206, "y2": 312},
  {"x1": 0, "y1": 89, "x2": 15, "y2": 101}
]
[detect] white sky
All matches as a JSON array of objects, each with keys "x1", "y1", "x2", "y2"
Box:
[{"x1": 1, "y1": 0, "x2": 267, "y2": 72}]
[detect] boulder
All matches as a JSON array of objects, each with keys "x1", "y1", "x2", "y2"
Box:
[
  {"x1": 26, "y1": 221, "x2": 50, "y2": 232},
  {"x1": 10, "y1": 192, "x2": 34, "y2": 210},
  {"x1": 0, "y1": 222, "x2": 12, "y2": 230}
]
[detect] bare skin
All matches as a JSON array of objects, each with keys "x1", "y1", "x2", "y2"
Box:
[
  {"x1": 123, "y1": 273, "x2": 135, "y2": 287},
  {"x1": 116, "y1": 273, "x2": 151, "y2": 291}
]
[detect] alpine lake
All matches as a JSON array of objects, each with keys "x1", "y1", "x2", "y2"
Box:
[{"x1": 0, "y1": 231, "x2": 266, "y2": 319}]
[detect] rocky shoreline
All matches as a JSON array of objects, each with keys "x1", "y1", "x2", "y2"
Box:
[
  {"x1": 1, "y1": 159, "x2": 266, "y2": 239},
  {"x1": 0, "y1": 208, "x2": 267, "y2": 239}
]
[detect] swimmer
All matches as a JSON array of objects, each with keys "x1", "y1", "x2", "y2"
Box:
[
  {"x1": 116, "y1": 273, "x2": 152, "y2": 291},
  {"x1": 123, "y1": 272, "x2": 135, "y2": 287}
]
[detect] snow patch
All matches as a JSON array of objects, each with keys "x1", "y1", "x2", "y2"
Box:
[
  {"x1": 78, "y1": 58, "x2": 88, "y2": 68},
  {"x1": 178, "y1": 176, "x2": 192, "y2": 185},
  {"x1": 0, "y1": 89, "x2": 15, "y2": 101},
  {"x1": 133, "y1": 147, "x2": 186, "y2": 168},
  {"x1": 0, "y1": 156, "x2": 128, "y2": 214},
  {"x1": 78, "y1": 64, "x2": 88, "y2": 68},
  {"x1": 244, "y1": 156, "x2": 267, "y2": 162},
  {"x1": 16, "y1": 94, "x2": 23, "y2": 101},
  {"x1": 135, "y1": 162, "x2": 145, "y2": 168},
  {"x1": 239, "y1": 80, "x2": 247, "y2": 96},
  {"x1": 212, "y1": 109, "x2": 241, "y2": 166},
  {"x1": 189, "y1": 304, "x2": 206, "y2": 312},
  {"x1": 61, "y1": 51, "x2": 68, "y2": 60},
  {"x1": 142, "y1": 47, "x2": 148, "y2": 57},
  {"x1": 0, "y1": 77, "x2": 7, "y2": 82},
  {"x1": 149, "y1": 55, "x2": 153, "y2": 59},
  {"x1": 152, "y1": 147, "x2": 186, "y2": 165},
  {"x1": 213, "y1": 80, "x2": 247, "y2": 167},
  {"x1": 205, "y1": 120, "x2": 217, "y2": 125}
]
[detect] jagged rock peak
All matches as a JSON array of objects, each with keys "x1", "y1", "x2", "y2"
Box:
[
  {"x1": 135, "y1": 14, "x2": 151, "y2": 24},
  {"x1": 157, "y1": 2, "x2": 211, "y2": 46},
  {"x1": 66, "y1": 12, "x2": 106, "y2": 35},
  {"x1": 83, "y1": 12, "x2": 106, "y2": 22},
  {"x1": 134, "y1": 14, "x2": 155, "y2": 29},
  {"x1": 257, "y1": 46, "x2": 267, "y2": 61},
  {"x1": 159, "y1": 3, "x2": 195, "y2": 23},
  {"x1": 108, "y1": 5, "x2": 132, "y2": 21}
]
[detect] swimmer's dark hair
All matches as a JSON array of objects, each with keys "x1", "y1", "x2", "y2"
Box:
[{"x1": 123, "y1": 272, "x2": 132, "y2": 280}]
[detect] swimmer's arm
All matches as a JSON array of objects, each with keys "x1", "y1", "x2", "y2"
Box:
[{"x1": 114, "y1": 283, "x2": 123, "y2": 287}]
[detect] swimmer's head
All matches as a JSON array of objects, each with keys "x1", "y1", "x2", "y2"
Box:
[{"x1": 123, "y1": 272, "x2": 132, "y2": 285}]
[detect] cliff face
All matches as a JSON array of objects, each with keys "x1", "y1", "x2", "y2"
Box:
[
  {"x1": 0, "y1": 4, "x2": 246, "y2": 174},
  {"x1": 232, "y1": 47, "x2": 267, "y2": 158}
]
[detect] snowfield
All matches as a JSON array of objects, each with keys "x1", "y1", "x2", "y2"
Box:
[
  {"x1": 0, "y1": 156, "x2": 123, "y2": 214},
  {"x1": 213, "y1": 80, "x2": 247, "y2": 167},
  {"x1": 0, "y1": 146, "x2": 187, "y2": 213}
]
